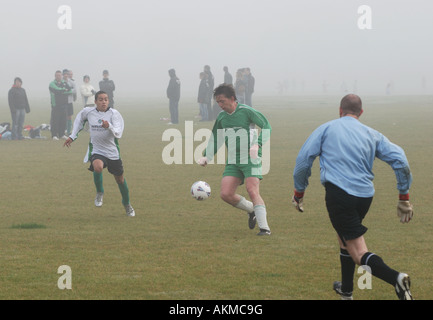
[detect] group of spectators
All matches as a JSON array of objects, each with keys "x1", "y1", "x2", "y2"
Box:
[
  {"x1": 3, "y1": 69, "x2": 115, "y2": 140},
  {"x1": 6, "y1": 65, "x2": 254, "y2": 140},
  {"x1": 166, "y1": 65, "x2": 255, "y2": 124},
  {"x1": 49, "y1": 69, "x2": 115, "y2": 140}
]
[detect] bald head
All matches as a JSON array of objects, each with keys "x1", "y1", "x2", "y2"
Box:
[{"x1": 340, "y1": 94, "x2": 363, "y2": 117}]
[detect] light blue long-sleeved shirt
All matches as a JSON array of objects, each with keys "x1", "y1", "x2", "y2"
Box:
[{"x1": 293, "y1": 116, "x2": 412, "y2": 197}]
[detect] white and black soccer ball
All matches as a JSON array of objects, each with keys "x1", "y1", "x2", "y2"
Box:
[{"x1": 191, "y1": 181, "x2": 211, "y2": 201}]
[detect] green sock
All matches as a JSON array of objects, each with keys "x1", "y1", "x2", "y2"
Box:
[
  {"x1": 93, "y1": 172, "x2": 104, "y2": 193},
  {"x1": 117, "y1": 179, "x2": 130, "y2": 206}
]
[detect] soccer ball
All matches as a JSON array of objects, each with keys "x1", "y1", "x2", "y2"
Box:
[{"x1": 191, "y1": 181, "x2": 211, "y2": 201}]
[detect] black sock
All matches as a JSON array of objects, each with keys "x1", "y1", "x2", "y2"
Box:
[
  {"x1": 360, "y1": 252, "x2": 399, "y2": 286},
  {"x1": 340, "y1": 249, "x2": 355, "y2": 293}
]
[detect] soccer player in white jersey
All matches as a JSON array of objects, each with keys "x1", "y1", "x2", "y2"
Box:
[
  {"x1": 292, "y1": 94, "x2": 413, "y2": 300},
  {"x1": 64, "y1": 91, "x2": 135, "y2": 217}
]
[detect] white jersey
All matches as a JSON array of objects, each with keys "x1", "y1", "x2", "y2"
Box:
[{"x1": 70, "y1": 106, "x2": 124, "y2": 161}]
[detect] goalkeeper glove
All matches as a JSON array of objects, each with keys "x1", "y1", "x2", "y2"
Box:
[
  {"x1": 397, "y1": 194, "x2": 413, "y2": 223},
  {"x1": 291, "y1": 190, "x2": 304, "y2": 212}
]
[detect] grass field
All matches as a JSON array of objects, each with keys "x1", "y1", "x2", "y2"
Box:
[{"x1": 0, "y1": 94, "x2": 432, "y2": 300}]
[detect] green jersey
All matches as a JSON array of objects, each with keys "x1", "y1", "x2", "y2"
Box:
[{"x1": 204, "y1": 103, "x2": 271, "y2": 165}]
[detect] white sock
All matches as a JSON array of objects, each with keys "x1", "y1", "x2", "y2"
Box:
[
  {"x1": 254, "y1": 205, "x2": 270, "y2": 231},
  {"x1": 234, "y1": 196, "x2": 254, "y2": 213}
]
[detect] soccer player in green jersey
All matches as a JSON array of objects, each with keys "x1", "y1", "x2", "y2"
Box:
[{"x1": 198, "y1": 84, "x2": 271, "y2": 235}]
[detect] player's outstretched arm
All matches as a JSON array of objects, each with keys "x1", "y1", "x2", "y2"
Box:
[{"x1": 63, "y1": 137, "x2": 73, "y2": 148}]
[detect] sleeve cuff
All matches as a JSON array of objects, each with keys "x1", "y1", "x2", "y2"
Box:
[
  {"x1": 399, "y1": 193, "x2": 409, "y2": 201},
  {"x1": 294, "y1": 190, "x2": 305, "y2": 198}
]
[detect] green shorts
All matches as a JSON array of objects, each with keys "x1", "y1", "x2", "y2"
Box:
[{"x1": 223, "y1": 163, "x2": 263, "y2": 184}]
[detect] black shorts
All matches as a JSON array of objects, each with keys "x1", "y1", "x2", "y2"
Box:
[
  {"x1": 88, "y1": 154, "x2": 124, "y2": 176},
  {"x1": 325, "y1": 182, "x2": 373, "y2": 245}
]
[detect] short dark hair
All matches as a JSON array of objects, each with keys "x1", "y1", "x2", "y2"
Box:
[
  {"x1": 340, "y1": 94, "x2": 362, "y2": 116},
  {"x1": 213, "y1": 84, "x2": 237, "y2": 100},
  {"x1": 95, "y1": 90, "x2": 108, "y2": 101},
  {"x1": 14, "y1": 77, "x2": 22, "y2": 84}
]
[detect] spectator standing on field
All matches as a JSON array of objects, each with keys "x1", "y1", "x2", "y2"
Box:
[
  {"x1": 49, "y1": 70, "x2": 72, "y2": 140},
  {"x1": 166, "y1": 68, "x2": 181, "y2": 125},
  {"x1": 223, "y1": 66, "x2": 233, "y2": 86},
  {"x1": 198, "y1": 72, "x2": 209, "y2": 121},
  {"x1": 234, "y1": 69, "x2": 246, "y2": 104},
  {"x1": 8, "y1": 77, "x2": 30, "y2": 140},
  {"x1": 80, "y1": 75, "x2": 96, "y2": 107},
  {"x1": 244, "y1": 68, "x2": 255, "y2": 107},
  {"x1": 204, "y1": 65, "x2": 214, "y2": 120},
  {"x1": 64, "y1": 69, "x2": 77, "y2": 136},
  {"x1": 99, "y1": 70, "x2": 115, "y2": 109}
]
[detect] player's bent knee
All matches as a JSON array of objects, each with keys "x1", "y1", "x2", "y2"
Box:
[
  {"x1": 220, "y1": 190, "x2": 235, "y2": 204},
  {"x1": 92, "y1": 160, "x2": 104, "y2": 173},
  {"x1": 93, "y1": 167, "x2": 103, "y2": 173}
]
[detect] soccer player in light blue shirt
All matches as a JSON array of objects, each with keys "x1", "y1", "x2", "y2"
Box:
[{"x1": 292, "y1": 94, "x2": 414, "y2": 300}]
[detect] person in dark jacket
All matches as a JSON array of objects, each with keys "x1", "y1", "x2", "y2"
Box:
[
  {"x1": 234, "y1": 69, "x2": 246, "y2": 104},
  {"x1": 166, "y1": 69, "x2": 181, "y2": 124},
  {"x1": 49, "y1": 70, "x2": 73, "y2": 140},
  {"x1": 99, "y1": 70, "x2": 115, "y2": 109},
  {"x1": 198, "y1": 72, "x2": 209, "y2": 121},
  {"x1": 223, "y1": 66, "x2": 233, "y2": 86},
  {"x1": 204, "y1": 65, "x2": 214, "y2": 120},
  {"x1": 8, "y1": 77, "x2": 30, "y2": 140},
  {"x1": 244, "y1": 68, "x2": 255, "y2": 107}
]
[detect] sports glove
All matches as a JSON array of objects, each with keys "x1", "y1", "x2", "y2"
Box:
[
  {"x1": 291, "y1": 190, "x2": 304, "y2": 212},
  {"x1": 397, "y1": 194, "x2": 413, "y2": 223},
  {"x1": 198, "y1": 157, "x2": 208, "y2": 167}
]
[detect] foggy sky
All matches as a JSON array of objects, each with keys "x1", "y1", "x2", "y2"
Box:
[{"x1": 1, "y1": 0, "x2": 433, "y2": 100}]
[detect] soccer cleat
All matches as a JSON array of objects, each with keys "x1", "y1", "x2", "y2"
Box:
[
  {"x1": 125, "y1": 204, "x2": 135, "y2": 217},
  {"x1": 248, "y1": 211, "x2": 256, "y2": 230},
  {"x1": 395, "y1": 273, "x2": 413, "y2": 300},
  {"x1": 94, "y1": 192, "x2": 103, "y2": 207},
  {"x1": 52, "y1": 136, "x2": 59, "y2": 140},
  {"x1": 257, "y1": 229, "x2": 271, "y2": 236},
  {"x1": 333, "y1": 281, "x2": 353, "y2": 300}
]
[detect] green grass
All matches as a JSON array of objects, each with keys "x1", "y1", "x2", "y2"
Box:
[
  {"x1": 11, "y1": 223, "x2": 46, "y2": 229},
  {"x1": 0, "y1": 94, "x2": 432, "y2": 300}
]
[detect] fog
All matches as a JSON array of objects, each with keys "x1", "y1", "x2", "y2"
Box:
[{"x1": 1, "y1": 0, "x2": 433, "y2": 100}]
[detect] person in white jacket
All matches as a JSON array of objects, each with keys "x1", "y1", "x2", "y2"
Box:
[{"x1": 80, "y1": 75, "x2": 96, "y2": 107}]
